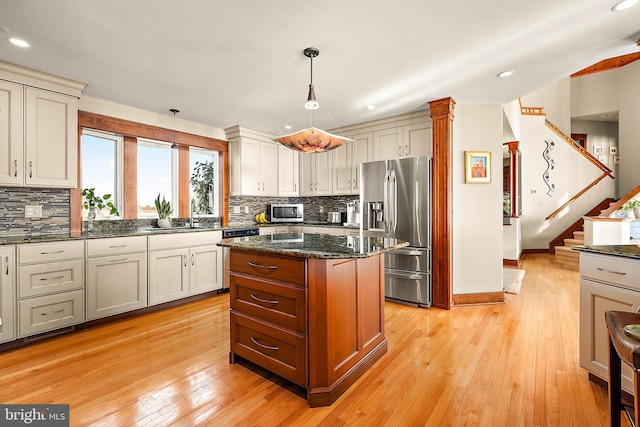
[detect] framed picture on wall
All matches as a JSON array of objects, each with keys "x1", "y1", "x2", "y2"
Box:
[
  {"x1": 610, "y1": 146, "x2": 618, "y2": 155},
  {"x1": 593, "y1": 146, "x2": 603, "y2": 155},
  {"x1": 464, "y1": 151, "x2": 491, "y2": 184},
  {"x1": 614, "y1": 155, "x2": 620, "y2": 165}
]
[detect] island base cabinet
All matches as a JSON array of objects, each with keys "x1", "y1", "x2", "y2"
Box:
[
  {"x1": 230, "y1": 311, "x2": 307, "y2": 387},
  {"x1": 86, "y1": 253, "x2": 148, "y2": 320}
]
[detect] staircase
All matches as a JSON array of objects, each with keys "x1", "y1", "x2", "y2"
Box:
[{"x1": 553, "y1": 229, "x2": 583, "y2": 268}]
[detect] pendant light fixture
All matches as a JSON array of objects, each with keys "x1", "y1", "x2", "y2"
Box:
[
  {"x1": 275, "y1": 47, "x2": 352, "y2": 153},
  {"x1": 170, "y1": 108, "x2": 179, "y2": 149}
]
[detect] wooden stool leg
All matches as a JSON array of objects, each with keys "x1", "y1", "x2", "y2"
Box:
[
  {"x1": 610, "y1": 334, "x2": 622, "y2": 427},
  {"x1": 635, "y1": 371, "x2": 640, "y2": 427}
]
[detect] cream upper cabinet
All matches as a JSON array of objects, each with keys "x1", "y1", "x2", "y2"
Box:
[
  {"x1": 227, "y1": 126, "x2": 278, "y2": 197},
  {"x1": 373, "y1": 122, "x2": 431, "y2": 160},
  {"x1": 24, "y1": 87, "x2": 78, "y2": 187},
  {"x1": 0, "y1": 81, "x2": 24, "y2": 186},
  {"x1": 0, "y1": 61, "x2": 84, "y2": 188},
  {"x1": 300, "y1": 151, "x2": 332, "y2": 196},
  {"x1": 278, "y1": 144, "x2": 299, "y2": 196},
  {"x1": 333, "y1": 132, "x2": 373, "y2": 195}
]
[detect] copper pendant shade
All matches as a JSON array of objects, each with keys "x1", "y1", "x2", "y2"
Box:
[{"x1": 275, "y1": 48, "x2": 352, "y2": 153}]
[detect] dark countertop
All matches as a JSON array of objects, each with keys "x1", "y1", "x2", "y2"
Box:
[
  {"x1": 0, "y1": 222, "x2": 361, "y2": 245},
  {"x1": 217, "y1": 232, "x2": 408, "y2": 259},
  {"x1": 572, "y1": 245, "x2": 640, "y2": 259}
]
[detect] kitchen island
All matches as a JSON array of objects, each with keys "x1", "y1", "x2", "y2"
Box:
[{"x1": 217, "y1": 232, "x2": 408, "y2": 407}]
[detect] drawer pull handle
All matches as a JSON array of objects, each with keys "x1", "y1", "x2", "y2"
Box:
[
  {"x1": 40, "y1": 275, "x2": 65, "y2": 281},
  {"x1": 108, "y1": 244, "x2": 127, "y2": 248},
  {"x1": 5, "y1": 256, "x2": 8, "y2": 275},
  {"x1": 596, "y1": 267, "x2": 627, "y2": 276},
  {"x1": 40, "y1": 250, "x2": 64, "y2": 255},
  {"x1": 250, "y1": 337, "x2": 279, "y2": 351},
  {"x1": 248, "y1": 261, "x2": 278, "y2": 270},
  {"x1": 110, "y1": 258, "x2": 128, "y2": 263},
  {"x1": 41, "y1": 309, "x2": 64, "y2": 316},
  {"x1": 249, "y1": 293, "x2": 280, "y2": 305}
]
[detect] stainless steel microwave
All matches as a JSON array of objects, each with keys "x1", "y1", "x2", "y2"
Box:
[{"x1": 270, "y1": 204, "x2": 304, "y2": 222}]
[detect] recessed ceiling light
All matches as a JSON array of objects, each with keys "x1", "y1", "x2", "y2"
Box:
[
  {"x1": 497, "y1": 70, "x2": 515, "y2": 78},
  {"x1": 365, "y1": 104, "x2": 376, "y2": 110},
  {"x1": 611, "y1": 0, "x2": 638, "y2": 11},
  {"x1": 7, "y1": 37, "x2": 29, "y2": 48},
  {"x1": 284, "y1": 125, "x2": 292, "y2": 130}
]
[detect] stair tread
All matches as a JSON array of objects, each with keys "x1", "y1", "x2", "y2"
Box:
[
  {"x1": 554, "y1": 246, "x2": 580, "y2": 258},
  {"x1": 564, "y1": 238, "x2": 584, "y2": 246},
  {"x1": 573, "y1": 231, "x2": 584, "y2": 237}
]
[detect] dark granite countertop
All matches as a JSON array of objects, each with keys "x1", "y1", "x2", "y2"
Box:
[
  {"x1": 217, "y1": 232, "x2": 408, "y2": 259},
  {"x1": 572, "y1": 245, "x2": 640, "y2": 259},
  {"x1": 0, "y1": 222, "x2": 361, "y2": 245}
]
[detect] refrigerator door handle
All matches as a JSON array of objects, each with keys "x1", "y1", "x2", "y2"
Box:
[
  {"x1": 383, "y1": 170, "x2": 391, "y2": 233},
  {"x1": 390, "y1": 170, "x2": 398, "y2": 233}
]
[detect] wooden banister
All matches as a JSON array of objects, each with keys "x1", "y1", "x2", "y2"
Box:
[
  {"x1": 599, "y1": 184, "x2": 640, "y2": 217},
  {"x1": 546, "y1": 173, "x2": 610, "y2": 219}
]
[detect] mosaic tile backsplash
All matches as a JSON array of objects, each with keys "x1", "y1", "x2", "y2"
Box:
[
  {"x1": 0, "y1": 188, "x2": 70, "y2": 235},
  {"x1": 0, "y1": 186, "x2": 359, "y2": 235}
]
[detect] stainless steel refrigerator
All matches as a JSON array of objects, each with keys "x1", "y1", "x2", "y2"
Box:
[{"x1": 360, "y1": 156, "x2": 431, "y2": 307}]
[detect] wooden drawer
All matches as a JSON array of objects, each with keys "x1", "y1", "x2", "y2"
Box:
[
  {"x1": 18, "y1": 259, "x2": 84, "y2": 298},
  {"x1": 230, "y1": 311, "x2": 307, "y2": 387},
  {"x1": 230, "y1": 274, "x2": 306, "y2": 333},
  {"x1": 18, "y1": 240, "x2": 84, "y2": 264},
  {"x1": 580, "y1": 252, "x2": 640, "y2": 291},
  {"x1": 229, "y1": 249, "x2": 305, "y2": 286},
  {"x1": 86, "y1": 236, "x2": 147, "y2": 257},
  {"x1": 18, "y1": 289, "x2": 85, "y2": 338},
  {"x1": 148, "y1": 231, "x2": 222, "y2": 251}
]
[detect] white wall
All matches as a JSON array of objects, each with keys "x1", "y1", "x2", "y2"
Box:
[
  {"x1": 571, "y1": 69, "x2": 620, "y2": 118},
  {"x1": 452, "y1": 103, "x2": 503, "y2": 295},
  {"x1": 519, "y1": 115, "x2": 614, "y2": 249},
  {"x1": 619, "y1": 62, "x2": 640, "y2": 196},
  {"x1": 79, "y1": 96, "x2": 228, "y2": 141},
  {"x1": 571, "y1": 120, "x2": 619, "y2": 196},
  {"x1": 521, "y1": 78, "x2": 571, "y2": 132}
]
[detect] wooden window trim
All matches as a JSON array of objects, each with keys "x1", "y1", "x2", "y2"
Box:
[{"x1": 71, "y1": 111, "x2": 228, "y2": 232}]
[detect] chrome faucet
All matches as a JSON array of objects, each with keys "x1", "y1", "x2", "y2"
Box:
[{"x1": 190, "y1": 199, "x2": 198, "y2": 227}]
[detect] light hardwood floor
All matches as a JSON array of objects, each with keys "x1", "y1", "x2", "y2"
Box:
[{"x1": 0, "y1": 254, "x2": 626, "y2": 426}]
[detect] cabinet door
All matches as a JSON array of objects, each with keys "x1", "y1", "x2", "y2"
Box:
[
  {"x1": 580, "y1": 278, "x2": 640, "y2": 394},
  {"x1": 314, "y1": 151, "x2": 333, "y2": 195},
  {"x1": 299, "y1": 154, "x2": 315, "y2": 196},
  {"x1": 351, "y1": 132, "x2": 373, "y2": 194},
  {"x1": 190, "y1": 245, "x2": 223, "y2": 294},
  {"x1": 24, "y1": 87, "x2": 77, "y2": 188},
  {"x1": 260, "y1": 141, "x2": 278, "y2": 196},
  {"x1": 86, "y1": 253, "x2": 148, "y2": 320},
  {"x1": 404, "y1": 122, "x2": 431, "y2": 158},
  {"x1": 239, "y1": 138, "x2": 261, "y2": 195},
  {"x1": 0, "y1": 247, "x2": 16, "y2": 344},
  {"x1": 278, "y1": 145, "x2": 299, "y2": 196},
  {"x1": 332, "y1": 143, "x2": 352, "y2": 195},
  {"x1": 0, "y1": 81, "x2": 24, "y2": 186},
  {"x1": 373, "y1": 127, "x2": 403, "y2": 160},
  {"x1": 148, "y1": 248, "x2": 189, "y2": 305}
]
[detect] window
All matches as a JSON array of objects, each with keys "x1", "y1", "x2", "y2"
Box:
[
  {"x1": 81, "y1": 129, "x2": 123, "y2": 218},
  {"x1": 190, "y1": 148, "x2": 220, "y2": 216},
  {"x1": 137, "y1": 139, "x2": 178, "y2": 218}
]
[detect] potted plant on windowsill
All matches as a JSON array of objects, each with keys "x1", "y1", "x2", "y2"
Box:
[
  {"x1": 154, "y1": 193, "x2": 173, "y2": 228},
  {"x1": 82, "y1": 188, "x2": 119, "y2": 231},
  {"x1": 622, "y1": 199, "x2": 640, "y2": 219}
]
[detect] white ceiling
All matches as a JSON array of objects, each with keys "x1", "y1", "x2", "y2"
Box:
[{"x1": 1, "y1": 0, "x2": 639, "y2": 137}]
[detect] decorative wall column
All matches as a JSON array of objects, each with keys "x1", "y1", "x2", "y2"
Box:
[{"x1": 429, "y1": 97, "x2": 455, "y2": 310}]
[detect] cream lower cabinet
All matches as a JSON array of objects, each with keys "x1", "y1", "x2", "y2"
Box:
[
  {"x1": 148, "y1": 231, "x2": 223, "y2": 306},
  {"x1": 0, "y1": 246, "x2": 16, "y2": 343},
  {"x1": 579, "y1": 251, "x2": 640, "y2": 394},
  {"x1": 85, "y1": 236, "x2": 148, "y2": 320},
  {"x1": 17, "y1": 240, "x2": 85, "y2": 337}
]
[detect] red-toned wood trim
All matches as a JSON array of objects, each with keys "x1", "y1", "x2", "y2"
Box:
[
  {"x1": 504, "y1": 141, "x2": 520, "y2": 217},
  {"x1": 123, "y1": 136, "x2": 138, "y2": 219},
  {"x1": 571, "y1": 52, "x2": 640, "y2": 78},
  {"x1": 69, "y1": 127, "x2": 82, "y2": 233},
  {"x1": 178, "y1": 145, "x2": 190, "y2": 218},
  {"x1": 429, "y1": 97, "x2": 455, "y2": 310},
  {"x1": 545, "y1": 173, "x2": 609, "y2": 220},
  {"x1": 503, "y1": 259, "x2": 520, "y2": 268},
  {"x1": 452, "y1": 291, "x2": 505, "y2": 306},
  {"x1": 77, "y1": 111, "x2": 229, "y2": 223},
  {"x1": 600, "y1": 184, "x2": 640, "y2": 217}
]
